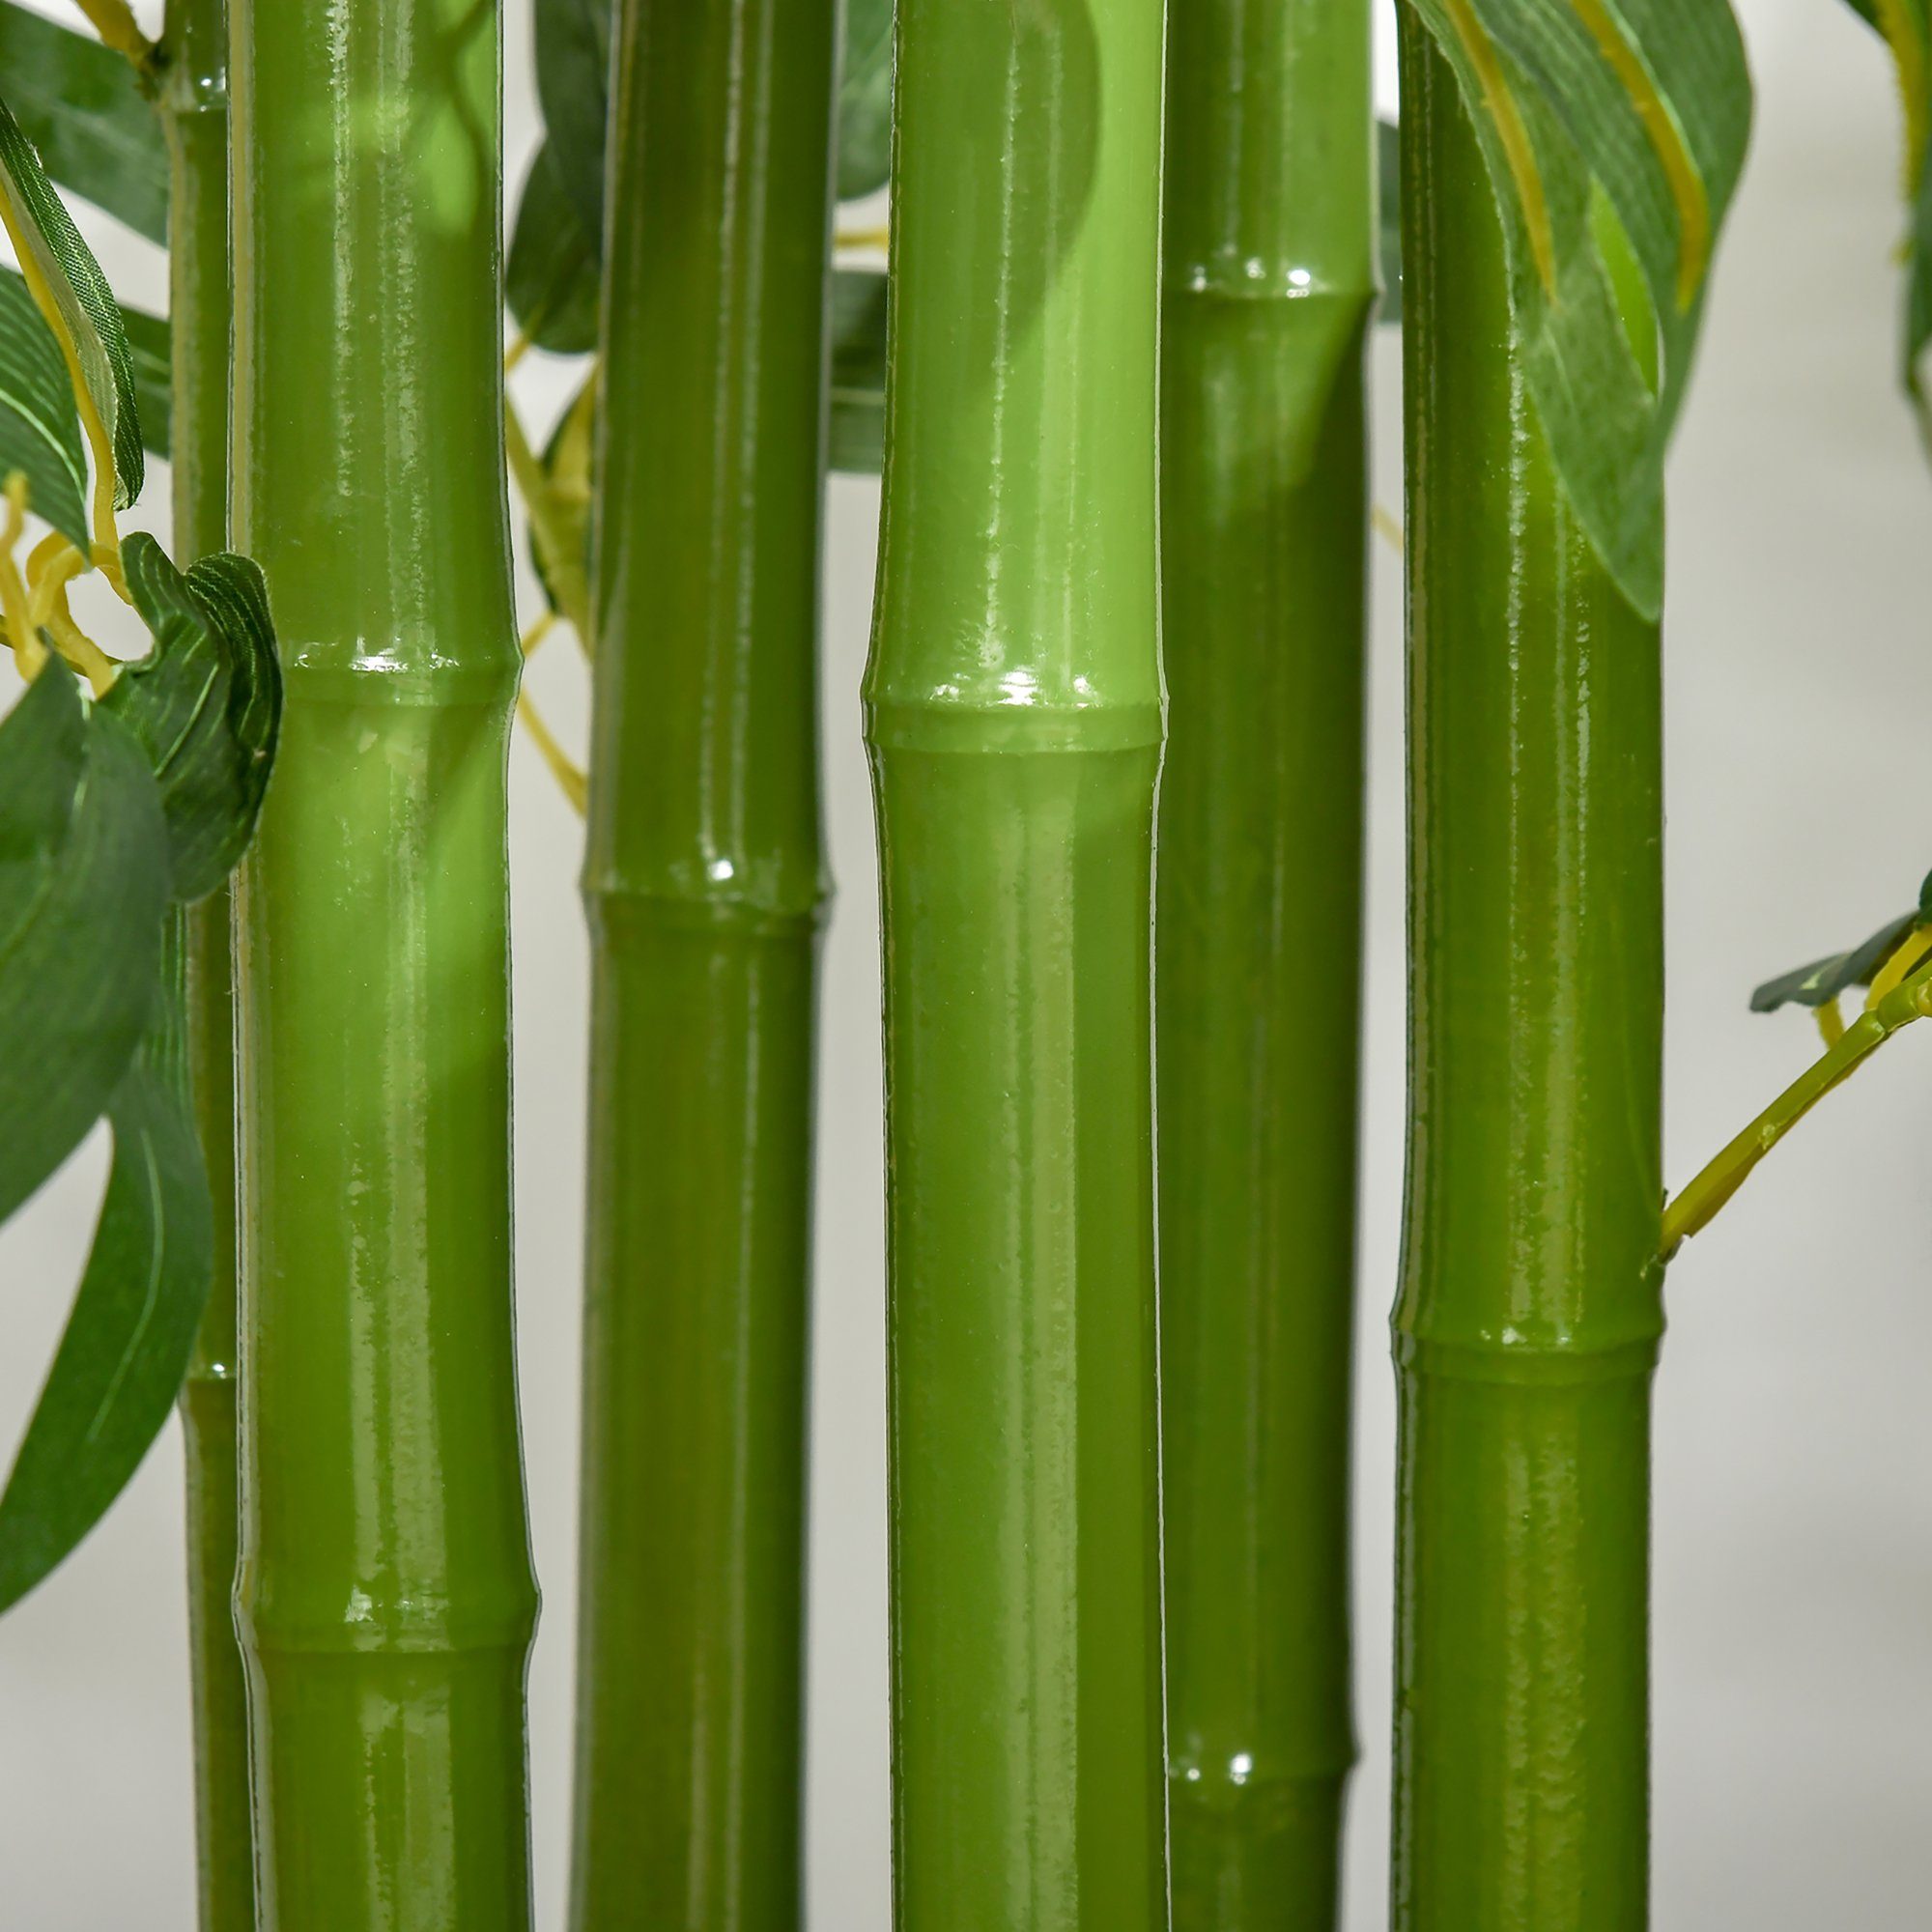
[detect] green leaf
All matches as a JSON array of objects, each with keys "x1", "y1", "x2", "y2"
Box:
[
  {"x1": 829, "y1": 268, "x2": 886, "y2": 475},
  {"x1": 1834, "y1": 0, "x2": 1932, "y2": 427},
  {"x1": 119, "y1": 301, "x2": 169, "y2": 462},
  {"x1": 507, "y1": 141, "x2": 600, "y2": 356},
  {"x1": 0, "y1": 265, "x2": 87, "y2": 547},
  {"x1": 0, "y1": 924, "x2": 212, "y2": 1614},
  {"x1": 529, "y1": 378, "x2": 595, "y2": 617},
  {"x1": 0, "y1": 1, "x2": 167, "y2": 248},
  {"x1": 0, "y1": 663, "x2": 169, "y2": 1226},
  {"x1": 1405, "y1": 0, "x2": 1751, "y2": 618},
  {"x1": 103, "y1": 534, "x2": 282, "y2": 904},
  {"x1": 534, "y1": 0, "x2": 613, "y2": 252},
  {"x1": 838, "y1": 0, "x2": 894, "y2": 202},
  {"x1": 1378, "y1": 117, "x2": 1403, "y2": 326},
  {"x1": 0, "y1": 91, "x2": 145, "y2": 509},
  {"x1": 1750, "y1": 869, "x2": 1932, "y2": 1014}
]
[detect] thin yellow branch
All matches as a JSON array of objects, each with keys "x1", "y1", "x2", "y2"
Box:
[
  {"x1": 1372, "y1": 502, "x2": 1405, "y2": 554},
  {"x1": 70, "y1": 0, "x2": 154, "y2": 65},
  {"x1": 516, "y1": 689, "x2": 586, "y2": 814},
  {"x1": 0, "y1": 476, "x2": 43, "y2": 680},
  {"x1": 1662, "y1": 946, "x2": 1932, "y2": 1259}
]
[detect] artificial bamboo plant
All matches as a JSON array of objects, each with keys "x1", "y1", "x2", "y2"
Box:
[
  {"x1": 566, "y1": 0, "x2": 838, "y2": 1923},
  {"x1": 1393, "y1": 0, "x2": 1747, "y2": 1922},
  {"x1": 865, "y1": 0, "x2": 1169, "y2": 1921},
  {"x1": 229, "y1": 0, "x2": 538, "y2": 1922},
  {"x1": 1157, "y1": 0, "x2": 1374, "y2": 1919}
]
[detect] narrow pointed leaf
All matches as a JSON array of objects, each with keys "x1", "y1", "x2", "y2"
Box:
[
  {"x1": 0, "y1": 1, "x2": 168, "y2": 247},
  {"x1": 534, "y1": 0, "x2": 613, "y2": 250},
  {"x1": 837, "y1": 0, "x2": 893, "y2": 201},
  {"x1": 0, "y1": 940, "x2": 212, "y2": 1613},
  {"x1": 119, "y1": 301, "x2": 169, "y2": 462},
  {"x1": 0, "y1": 266, "x2": 87, "y2": 547},
  {"x1": 528, "y1": 377, "x2": 594, "y2": 616},
  {"x1": 0, "y1": 666, "x2": 168, "y2": 1224},
  {"x1": 0, "y1": 93, "x2": 144, "y2": 508},
  {"x1": 1750, "y1": 872, "x2": 1932, "y2": 1013},
  {"x1": 103, "y1": 534, "x2": 281, "y2": 903},
  {"x1": 1404, "y1": 0, "x2": 1750, "y2": 616},
  {"x1": 827, "y1": 267, "x2": 885, "y2": 474},
  {"x1": 507, "y1": 141, "x2": 599, "y2": 355},
  {"x1": 1379, "y1": 117, "x2": 1403, "y2": 324}
]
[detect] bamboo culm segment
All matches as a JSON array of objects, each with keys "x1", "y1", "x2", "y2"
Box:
[
  {"x1": 1158, "y1": 0, "x2": 1374, "y2": 1920},
  {"x1": 569, "y1": 0, "x2": 836, "y2": 1921},
  {"x1": 867, "y1": 0, "x2": 1168, "y2": 1920},
  {"x1": 160, "y1": 0, "x2": 252, "y2": 1923},
  {"x1": 1393, "y1": 20, "x2": 1663, "y2": 1931},
  {"x1": 230, "y1": 2, "x2": 537, "y2": 1925}
]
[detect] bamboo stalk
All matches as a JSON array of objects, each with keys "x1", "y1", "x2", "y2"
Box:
[
  {"x1": 1157, "y1": 0, "x2": 1373, "y2": 1919},
  {"x1": 1391, "y1": 18, "x2": 1662, "y2": 1928},
  {"x1": 159, "y1": 0, "x2": 251, "y2": 1924},
  {"x1": 566, "y1": 0, "x2": 837, "y2": 1921},
  {"x1": 229, "y1": 2, "x2": 538, "y2": 1924},
  {"x1": 865, "y1": 0, "x2": 1169, "y2": 1920}
]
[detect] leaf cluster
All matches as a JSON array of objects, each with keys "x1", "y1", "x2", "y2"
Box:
[{"x1": 0, "y1": 29, "x2": 284, "y2": 1612}]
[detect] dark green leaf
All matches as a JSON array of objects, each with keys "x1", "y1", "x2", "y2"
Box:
[
  {"x1": 0, "y1": 92, "x2": 145, "y2": 509},
  {"x1": 103, "y1": 534, "x2": 281, "y2": 904},
  {"x1": 1378, "y1": 117, "x2": 1402, "y2": 327},
  {"x1": 829, "y1": 268, "x2": 886, "y2": 475},
  {"x1": 1406, "y1": 0, "x2": 1751, "y2": 618},
  {"x1": 0, "y1": 923, "x2": 212, "y2": 1613},
  {"x1": 0, "y1": 266, "x2": 87, "y2": 546},
  {"x1": 0, "y1": 664, "x2": 168, "y2": 1224},
  {"x1": 838, "y1": 0, "x2": 894, "y2": 202},
  {"x1": 120, "y1": 301, "x2": 169, "y2": 462},
  {"x1": 534, "y1": 0, "x2": 612, "y2": 251},
  {"x1": 0, "y1": 1, "x2": 167, "y2": 247},
  {"x1": 507, "y1": 141, "x2": 600, "y2": 356},
  {"x1": 1750, "y1": 912, "x2": 1920, "y2": 1013}
]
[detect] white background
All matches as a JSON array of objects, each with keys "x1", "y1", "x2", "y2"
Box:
[{"x1": 2, "y1": 0, "x2": 1929, "y2": 1924}]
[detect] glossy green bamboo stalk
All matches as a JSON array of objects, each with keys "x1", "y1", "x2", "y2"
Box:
[
  {"x1": 1392, "y1": 19, "x2": 1663, "y2": 1929},
  {"x1": 230, "y1": 2, "x2": 537, "y2": 1925},
  {"x1": 865, "y1": 1, "x2": 1168, "y2": 1921},
  {"x1": 1158, "y1": 0, "x2": 1373, "y2": 1921},
  {"x1": 568, "y1": 0, "x2": 836, "y2": 1922},
  {"x1": 160, "y1": 1, "x2": 252, "y2": 1925}
]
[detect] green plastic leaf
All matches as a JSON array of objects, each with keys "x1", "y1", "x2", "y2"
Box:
[
  {"x1": 534, "y1": 0, "x2": 613, "y2": 252},
  {"x1": 0, "y1": 930, "x2": 212, "y2": 1613},
  {"x1": 829, "y1": 268, "x2": 886, "y2": 475},
  {"x1": 0, "y1": 1, "x2": 167, "y2": 247},
  {"x1": 1405, "y1": 0, "x2": 1750, "y2": 618},
  {"x1": 0, "y1": 663, "x2": 168, "y2": 1225},
  {"x1": 838, "y1": 0, "x2": 894, "y2": 202},
  {"x1": 508, "y1": 141, "x2": 600, "y2": 356},
  {"x1": 1751, "y1": 870, "x2": 1932, "y2": 1013},
  {"x1": 0, "y1": 266, "x2": 87, "y2": 547},
  {"x1": 1378, "y1": 117, "x2": 1402, "y2": 326},
  {"x1": 0, "y1": 92, "x2": 145, "y2": 509},
  {"x1": 119, "y1": 301, "x2": 169, "y2": 462},
  {"x1": 529, "y1": 378, "x2": 595, "y2": 617},
  {"x1": 104, "y1": 534, "x2": 281, "y2": 904},
  {"x1": 1834, "y1": 0, "x2": 1932, "y2": 428}
]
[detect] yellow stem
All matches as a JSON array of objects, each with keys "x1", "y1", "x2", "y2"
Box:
[
  {"x1": 1662, "y1": 953, "x2": 1932, "y2": 1259},
  {"x1": 0, "y1": 477, "x2": 43, "y2": 680},
  {"x1": 1372, "y1": 502, "x2": 1405, "y2": 554},
  {"x1": 43, "y1": 583, "x2": 116, "y2": 696},
  {"x1": 516, "y1": 690, "x2": 587, "y2": 814},
  {"x1": 70, "y1": 0, "x2": 153, "y2": 64},
  {"x1": 834, "y1": 222, "x2": 891, "y2": 253},
  {"x1": 520, "y1": 612, "x2": 556, "y2": 659},
  {"x1": 1815, "y1": 998, "x2": 1846, "y2": 1049}
]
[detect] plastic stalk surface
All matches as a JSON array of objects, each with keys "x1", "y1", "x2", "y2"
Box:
[
  {"x1": 865, "y1": 0, "x2": 1171, "y2": 1923},
  {"x1": 161, "y1": 0, "x2": 253, "y2": 1923},
  {"x1": 568, "y1": 0, "x2": 837, "y2": 1923},
  {"x1": 1158, "y1": 0, "x2": 1374, "y2": 1920},
  {"x1": 229, "y1": 0, "x2": 538, "y2": 1924},
  {"x1": 1391, "y1": 24, "x2": 1664, "y2": 1931}
]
